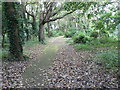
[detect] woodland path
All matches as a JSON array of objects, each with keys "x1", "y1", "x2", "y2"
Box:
[
  {"x1": 22, "y1": 36, "x2": 69, "y2": 88},
  {"x1": 2, "y1": 36, "x2": 118, "y2": 88}
]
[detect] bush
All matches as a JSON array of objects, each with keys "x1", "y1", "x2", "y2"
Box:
[
  {"x1": 47, "y1": 30, "x2": 64, "y2": 37},
  {"x1": 72, "y1": 32, "x2": 92, "y2": 44},
  {"x1": 1, "y1": 50, "x2": 9, "y2": 59},
  {"x1": 56, "y1": 31, "x2": 64, "y2": 36},
  {"x1": 88, "y1": 37, "x2": 118, "y2": 47},
  {"x1": 90, "y1": 31, "x2": 99, "y2": 38},
  {"x1": 99, "y1": 37, "x2": 116, "y2": 44},
  {"x1": 100, "y1": 30, "x2": 110, "y2": 37},
  {"x1": 64, "y1": 29, "x2": 76, "y2": 38}
]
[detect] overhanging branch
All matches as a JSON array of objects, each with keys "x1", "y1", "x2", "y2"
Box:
[{"x1": 45, "y1": 10, "x2": 76, "y2": 23}]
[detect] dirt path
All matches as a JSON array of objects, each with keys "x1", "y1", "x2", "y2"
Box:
[
  {"x1": 43, "y1": 45, "x2": 118, "y2": 88},
  {"x1": 2, "y1": 36, "x2": 118, "y2": 88},
  {"x1": 22, "y1": 36, "x2": 68, "y2": 88}
]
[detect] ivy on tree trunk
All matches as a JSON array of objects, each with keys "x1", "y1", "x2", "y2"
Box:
[{"x1": 3, "y1": 2, "x2": 24, "y2": 61}]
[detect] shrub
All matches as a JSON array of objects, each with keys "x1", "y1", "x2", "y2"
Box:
[
  {"x1": 99, "y1": 37, "x2": 116, "y2": 44},
  {"x1": 100, "y1": 30, "x2": 110, "y2": 37},
  {"x1": 1, "y1": 50, "x2": 9, "y2": 59},
  {"x1": 88, "y1": 37, "x2": 118, "y2": 47},
  {"x1": 64, "y1": 29, "x2": 76, "y2": 38},
  {"x1": 90, "y1": 31, "x2": 99, "y2": 38},
  {"x1": 47, "y1": 30, "x2": 64, "y2": 37},
  {"x1": 72, "y1": 32, "x2": 92, "y2": 44},
  {"x1": 56, "y1": 31, "x2": 64, "y2": 36}
]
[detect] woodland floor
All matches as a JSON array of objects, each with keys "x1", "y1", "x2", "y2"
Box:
[{"x1": 1, "y1": 36, "x2": 119, "y2": 89}]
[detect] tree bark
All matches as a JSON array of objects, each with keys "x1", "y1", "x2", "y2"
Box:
[
  {"x1": 38, "y1": 11, "x2": 45, "y2": 43},
  {"x1": 39, "y1": 23, "x2": 45, "y2": 43},
  {"x1": 32, "y1": 16, "x2": 37, "y2": 36},
  {"x1": 4, "y1": 2, "x2": 24, "y2": 61},
  {"x1": 2, "y1": 31, "x2": 5, "y2": 48},
  {"x1": 47, "y1": 22, "x2": 51, "y2": 37}
]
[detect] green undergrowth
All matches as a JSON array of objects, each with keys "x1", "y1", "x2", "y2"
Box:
[
  {"x1": 66, "y1": 36, "x2": 119, "y2": 76},
  {"x1": 74, "y1": 44, "x2": 94, "y2": 51},
  {"x1": 24, "y1": 40, "x2": 40, "y2": 48},
  {"x1": 1, "y1": 51, "x2": 29, "y2": 61},
  {"x1": 67, "y1": 37, "x2": 118, "y2": 51},
  {"x1": 0, "y1": 48, "x2": 9, "y2": 59},
  {"x1": 96, "y1": 49, "x2": 119, "y2": 76}
]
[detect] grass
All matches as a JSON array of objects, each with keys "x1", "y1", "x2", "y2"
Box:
[
  {"x1": 67, "y1": 40, "x2": 118, "y2": 51},
  {"x1": 1, "y1": 38, "x2": 43, "y2": 60},
  {"x1": 67, "y1": 37, "x2": 118, "y2": 51},
  {"x1": 67, "y1": 36, "x2": 119, "y2": 76},
  {"x1": 74, "y1": 44, "x2": 93, "y2": 51},
  {"x1": 0, "y1": 48, "x2": 9, "y2": 59},
  {"x1": 23, "y1": 40, "x2": 40, "y2": 49},
  {"x1": 96, "y1": 49, "x2": 119, "y2": 75},
  {"x1": 65, "y1": 38, "x2": 73, "y2": 44}
]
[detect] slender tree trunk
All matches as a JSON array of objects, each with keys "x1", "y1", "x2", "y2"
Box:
[
  {"x1": 22, "y1": 6, "x2": 30, "y2": 41},
  {"x1": 4, "y1": 2, "x2": 24, "y2": 61},
  {"x1": 2, "y1": 32, "x2": 5, "y2": 48},
  {"x1": 47, "y1": 22, "x2": 51, "y2": 37},
  {"x1": 25, "y1": 29, "x2": 30, "y2": 41},
  {"x1": 32, "y1": 16, "x2": 36, "y2": 30},
  {"x1": 2, "y1": 26, "x2": 5, "y2": 48},
  {"x1": 39, "y1": 23, "x2": 45, "y2": 43},
  {"x1": 57, "y1": 21, "x2": 60, "y2": 31}
]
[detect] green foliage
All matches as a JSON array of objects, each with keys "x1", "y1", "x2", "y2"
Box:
[
  {"x1": 64, "y1": 2, "x2": 96, "y2": 13},
  {"x1": 66, "y1": 39, "x2": 74, "y2": 44},
  {"x1": 99, "y1": 37, "x2": 117, "y2": 44},
  {"x1": 90, "y1": 31, "x2": 99, "y2": 38},
  {"x1": 89, "y1": 40, "x2": 117, "y2": 48},
  {"x1": 74, "y1": 44, "x2": 93, "y2": 51},
  {"x1": 72, "y1": 36, "x2": 118, "y2": 51},
  {"x1": 97, "y1": 49, "x2": 119, "y2": 75},
  {"x1": 23, "y1": 38, "x2": 40, "y2": 48},
  {"x1": 91, "y1": 3, "x2": 119, "y2": 35},
  {"x1": 47, "y1": 30, "x2": 64, "y2": 37},
  {"x1": 88, "y1": 36, "x2": 118, "y2": 48},
  {"x1": 100, "y1": 30, "x2": 110, "y2": 37},
  {"x1": 72, "y1": 32, "x2": 92, "y2": 44},
  {"x1": 64, "y1": 29, "x2": 76, "y2": 38},
  {"x1": 0, "y1": 49, "x2": 8, "y2": 59}
]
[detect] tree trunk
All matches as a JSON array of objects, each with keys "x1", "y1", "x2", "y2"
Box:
[
  {"x1": 4, "y1": 2, "x2": 24, "y2": 61},
  {"x1": 23, "y1": 6, "x2": 30, "y2": 41},
  {"x1": 38, "y1": 11, "x2": 45, "y2": 43},
  {"x1": 2, "y1": 32, "x2": 5, "y2": 48},
  {"x1": 32, "y1": 16, "x2": 36, "y2": 30},
  {"x1": 2, "y1": 26, "x2": 5, "y2": 48},
  {"x1": 25, "y1": 29, "x2": 30, "y2": 41},
  {"x1": 47, "y1": 22, "x2": 51, "y2": 37},
  {"x1": 39, "y1": 23, "x2": 45, "y2": 43}
]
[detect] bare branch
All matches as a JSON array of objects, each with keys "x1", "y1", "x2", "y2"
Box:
[
  {"x1": 50, "y1": 6, "x2": 64, "y2": 17},
  {"x1": 25, "y1": 3, "x2": 34, "y2": 17},
  {"x1": 25, "y1": 10, "x2": 34, "y2": 17},
  {"x1": 43, "y1": 2, "x2": 55, "y2": 21}
]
